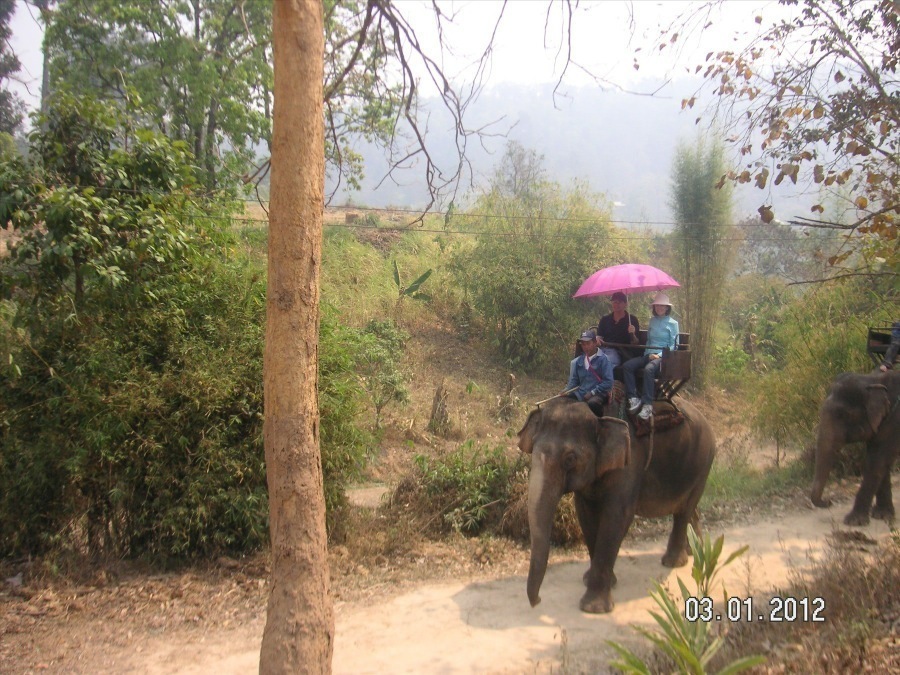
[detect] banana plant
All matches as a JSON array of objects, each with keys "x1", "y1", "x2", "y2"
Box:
[{"x1": 393, "y1": 259, "x2": 432, "y2": 302}]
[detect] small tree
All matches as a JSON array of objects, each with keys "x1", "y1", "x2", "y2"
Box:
[
  {"x1": 0, "y1": 90, "x2": 265, "y2": 558},
  {"x1": 670, "y1": 135, "x2": 734, "y2": 389},
  {"x1": 357, "y1": 319, "x2": 410, "y2": 429},
  {"x1": 668, "y1": 0, "x2": 898, "y2": 276},
  {"x1": 452, "y1": 141, "x2": 634, "y2": 372}
]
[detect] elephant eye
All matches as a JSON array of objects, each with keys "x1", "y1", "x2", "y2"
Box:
[{"x1": 563, "y1": 453, "x2": 578, "y2": 470}]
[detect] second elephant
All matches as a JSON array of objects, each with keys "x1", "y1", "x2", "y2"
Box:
[{"x1": 810, "y1": 369, "x2": 900, "y2": 525}]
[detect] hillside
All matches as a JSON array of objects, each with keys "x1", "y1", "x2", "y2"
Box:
[{"x1": 3, "y1": 208, "x2": 898, "y2": 674}]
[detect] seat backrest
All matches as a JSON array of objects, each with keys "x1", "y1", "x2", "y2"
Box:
[
  {"x1": 636, "y1": 330, "x2": 691, "y2": 351},
  {"x1": 660, "y1": 349, "x2": 692, "y2": 380},
  {"x1": 867, "y1": 327, "x2": 896, "y2": 366}
]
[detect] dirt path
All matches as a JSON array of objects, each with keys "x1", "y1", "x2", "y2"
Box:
[{"x1": 101, "y1": 498, "x2": 893, "y2": 674}]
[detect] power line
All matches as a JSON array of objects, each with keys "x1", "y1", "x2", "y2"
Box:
[
  {"x1": 232, "y1": 217, "x2": 848, "y2": 243},
  {"x1": 6, "y1": 182, "x2": 857, "y2": 242},
  {"x1": 248, "y1": 200, "x2": 844, "y2": 231}
]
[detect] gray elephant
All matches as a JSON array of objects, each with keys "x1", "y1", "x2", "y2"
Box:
[
  {"x1": 810, "y1": 369, "x2": 900, "y2": 525},
  {"x1": 517, "y1": 397, "x2": 716, "y2": 614}
]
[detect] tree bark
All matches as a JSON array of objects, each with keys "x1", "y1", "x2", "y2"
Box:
[{"x1": 259, "y1": 1, "x2": 333, "y2": 673}]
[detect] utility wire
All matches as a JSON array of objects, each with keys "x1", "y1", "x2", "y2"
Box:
[{"x1": 10, "y1": 182, "x2": 857, "y2": 231}]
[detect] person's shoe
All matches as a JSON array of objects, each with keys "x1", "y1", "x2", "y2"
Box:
[
  {"x1": 638, "y1": 404, "x2": 653, "y2": 420},
  {"x1": 628, "y1": 397, "x2": 641, "y2": 413}
]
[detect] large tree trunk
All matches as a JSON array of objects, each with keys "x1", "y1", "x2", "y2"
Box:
[{"x1": 259, "y1": 1, "x2": 333, "y2": 673}]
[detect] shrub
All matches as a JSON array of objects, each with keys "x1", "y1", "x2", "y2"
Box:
[
  {"x1": 392, "y1": 440, "x2": 524, "y2": 536},
  {"x1": 749, "y1": 281, "x2": 876, "y2": 455},
  {"x1": 356, "y1": 318, "x2": 410, "y2": 429},
  {"x1": 319, "y1": 305, "x2": 375, "y2": 521}
]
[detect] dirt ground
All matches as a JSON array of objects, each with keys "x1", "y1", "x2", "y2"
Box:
[{"x1": 2, "y1": 486, "x2": 895, "y2": 674}]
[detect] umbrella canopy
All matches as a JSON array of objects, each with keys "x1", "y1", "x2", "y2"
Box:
[{"x1": 573, "y1": 263, "x2": 680, "y2": 299}]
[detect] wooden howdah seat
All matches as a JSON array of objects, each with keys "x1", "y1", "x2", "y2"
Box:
[
  {"x1": 639, "y1": 329, "x2": 691, "y2": 404},
  {"x1": 867, "y1": 327, "x2": 898, "y2": 368}
]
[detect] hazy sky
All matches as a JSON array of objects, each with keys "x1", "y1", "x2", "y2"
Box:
[
  {"x1": 7, "y1": 0, "x2": 782, "y2": 109},
  {"x1": 9, "y1": 1, "x2": 43, "y2": 111},
  {"x1": 6, "y1": 0, "x2": 809, "y2": 219},
  {"x1": 399, "y1": 0, "x2": 781, "y2": 94}
]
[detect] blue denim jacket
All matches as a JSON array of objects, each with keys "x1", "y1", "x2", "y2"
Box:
[{"x1": 566, "y1": 351, "x2": 614, "y2": 401}]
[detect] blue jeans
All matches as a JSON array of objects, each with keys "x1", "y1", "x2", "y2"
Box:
[
  {"x1": 599, "y1": 347, "x2": 621, "y2": 368},
  {"x1": 623, "y1": 355, "x2": 661, "y2": 405}
]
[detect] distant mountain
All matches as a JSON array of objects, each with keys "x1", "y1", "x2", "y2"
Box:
[{"x1": 329, "y1": 79, "x2": 820, "y2": 227}]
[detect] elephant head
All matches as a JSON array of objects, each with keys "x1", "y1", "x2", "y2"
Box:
[
  {"x1": 810, "y1": 374, "x2": 892, "y2": 508},
  {"x1": 517, "y1": 399, "x2": 630, "y2": 607}
]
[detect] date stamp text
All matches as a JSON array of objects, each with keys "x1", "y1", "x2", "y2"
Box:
[{"x1": 684, "y1": 596, "x2": 825, "y2": 623}]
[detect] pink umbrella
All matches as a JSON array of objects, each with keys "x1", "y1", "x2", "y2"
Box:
[{"x1": 573, "y1": 263, "x2": 680, "y2": 299}]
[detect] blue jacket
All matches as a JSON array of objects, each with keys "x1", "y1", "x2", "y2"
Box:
[
  {"x1": 566, "y1": 351, "x2": 614, "y2": 401},
  {"x1": 644, "y1": 315, "x2": 679, "y2": 356}
]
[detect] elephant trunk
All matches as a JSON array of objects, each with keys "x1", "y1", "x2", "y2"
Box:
[
  {"x1": 810, "y1": 418, "x2": 838, "y2": 508},
  {"x1": 526, "y1": 456, "x2": 563, "y2": 607}
]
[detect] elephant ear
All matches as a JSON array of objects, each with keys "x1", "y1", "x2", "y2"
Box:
[
  {"x1": 517, "y1": 407, "x2": 544, "y2": 455},
  {"x1": 866, "y1": 384, "x2": 890, "y2": 433},
  {"x1": 596, "y1": 417, "x2": 631, "y2": 477}
]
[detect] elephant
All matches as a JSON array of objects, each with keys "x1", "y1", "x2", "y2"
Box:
[
  {"x1": 517, "y1": 396, "x2": 716, "y2": 614},
  {"x1": 810, "y1": 369, "x2": 900, "y2": 526}
]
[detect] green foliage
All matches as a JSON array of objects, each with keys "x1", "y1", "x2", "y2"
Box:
[
  {"x1": 410, "y1": 441, "x2": 524, "y2": 535},
  {"x1": 687, "y1": 527, "x2": 749, "y2": 599},
  {"x1": 714, "y1": 342, "x2": 751, "y2": 375},
  {"x1": 318, "y1": 307, "x2": 376, "y2": 520},
  {"x1": 451, "y1": 142, "x2": 632, "y2": 373},
  {"x1": 392, "y1": 259, "x2": 432, "y2": 303},
  {"x1": 356, "y1": 319, "x2": 410, "y2": 429},
  {"x1": 718, "y1": 275, "x2": 794, "y2": 373},
  {"x1": 43, "y1": 1, "x2": 452, "y2": 199},
  {"x1": 0, "y1": 1, "x2": 24, "y2": 135},
  {"x1": 670, "y1": 135, "x2": 734, "y2": 390},
  {"x1": 46, "y1": 0, "x2": 271, "y2": 191},
  {"x1": 748, "y1": 281, "x2": 875, "y2": 449},
  {"x1": 607, "y1": 526, "x2": 764, "y2": 675},
  {"x1": 710, "y1": 338, "x2": 754, "y2": 392},
  {"x1": 702, "y1": 456, "x2": 809, "y2": 507},
  {"x1": 0, "y1": 93, "x2": 370, "y2": 559}
]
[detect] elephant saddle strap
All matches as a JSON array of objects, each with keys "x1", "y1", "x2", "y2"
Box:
[{"x1": 631, "y1": 407, "x2": 685, "y2": 437}]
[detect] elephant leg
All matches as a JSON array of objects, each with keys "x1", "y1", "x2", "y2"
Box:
[
  {"x1": 844, "y1": 446, "x2": 892, "y2": 526},
  {"x1": 686, "y1": 508, "x2": 702, "y2": 556},
  {"x1": 663, "y1": 492, "x2": 704, "y2": 567},
  {"x1": 574, "y1": 493, "x2": 599, "y2": 557},
  {"x1": 810, "y1": 413, "x2": 845, "y2": 508},
  {"x1": 662, "y1": 510, "x2": 692, "y2": 568},
  {"x1": 690, "y1": 508, "x2": 702, "y2": 538},
  {"x1": 583, "y1": 568, "x2": 617, "y2": 588},
  {"x1": 579, "y1": 490, "x2": 636, "y2": 614},
  {"x1": 574, "y1": 495, "x2": 617, "y2": 587},
  {"x1": 871, "y1": 469, "x2": 895, "y2": 522}
]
